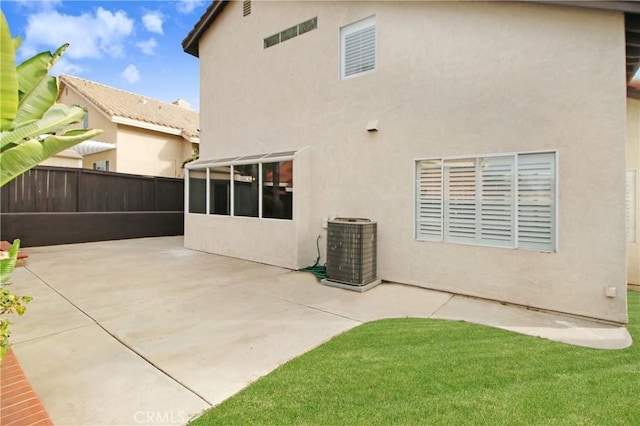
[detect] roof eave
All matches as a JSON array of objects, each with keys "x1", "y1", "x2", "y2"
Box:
[
  {"x1": 182, "y1": 0, "x2": 229, "y2": 57},
  {"x1": 536, "y1": 1, "x2": 640, "y2": 14},
  {"x1": 182, "y1": 133, "x2": 200, "y2": 144},
  {"x1": 113, "y1": 116, "x2": 184, "y2": 136}
]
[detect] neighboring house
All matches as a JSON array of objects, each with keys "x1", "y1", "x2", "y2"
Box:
[
  {"x1": 182, "y1": 0, "x2": 640, "y2": 324},
  {"x1": 57, "y1": 75, "x2": 199, "y2": 178},
  {"x1": 40, "y1": 148, "x2": 83, "y2": 168}
]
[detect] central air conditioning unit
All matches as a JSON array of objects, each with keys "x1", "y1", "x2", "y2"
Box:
[{"x1": 321, "y1": 218, "x2": 382, "y2": 292}]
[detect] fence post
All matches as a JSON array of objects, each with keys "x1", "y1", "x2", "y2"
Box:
[
  {"x1": 76, "y1": 169, "x2": 81, "y2": 212},
  {"x1": 154, "y1": 178, "x2": 159, "y2": 211}
]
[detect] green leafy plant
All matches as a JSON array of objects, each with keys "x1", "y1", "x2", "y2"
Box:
[
  {"x1": 0, "y1": 240, "x2": 32, "y2": 359},
  {"x1": 0, "y1": 11, "x2": 102, "y2": 185},
  {"x1": 181, "y1": 147, "x2": 199, "y2": 168},
  {"x1": 0, "y1": 11, "x2": 103, "y2": 361}
]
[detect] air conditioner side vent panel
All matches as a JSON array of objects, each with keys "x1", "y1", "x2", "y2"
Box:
[{"x1": 326, "y1": 218, "x2": 378, "y2": 286}]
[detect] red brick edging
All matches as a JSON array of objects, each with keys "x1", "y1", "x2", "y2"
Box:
[{"x1": 1, "y1": 348, "x2": 53, "y2": 426}]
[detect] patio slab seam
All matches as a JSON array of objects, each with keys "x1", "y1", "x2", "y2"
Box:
[
  {"x1": 276, "y1": 295, "x2": 366, "y2": 324},
  {"x1": 22, "y1": 265, "x2": 215, "y2": 407}
]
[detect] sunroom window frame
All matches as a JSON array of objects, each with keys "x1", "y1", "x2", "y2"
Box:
[{"x1": 187, "y1": 151, "x2": 296, "y2": 220}]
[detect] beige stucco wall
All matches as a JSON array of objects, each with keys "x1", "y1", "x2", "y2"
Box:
[
  {"x1": 40, "y1": 155, "x2": 82, "y2": 168},
  {"x1": 627, "y1": 99, "x2": 640, "y2": 285},
  {"x1": 59, "y1": 85, "x2": 118, "y2": 143},
  {"x1": 188, "y1": 1, "x2": 628, "y2": 322},
  {"x1": 82, "y1": 149, "x2": 117, "y2": 171},
  {"x1": 115, "y1": 125, "x2": 188, "y2": 178}
]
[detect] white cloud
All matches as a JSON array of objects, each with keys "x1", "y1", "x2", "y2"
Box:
[
  {"x1": 142, "y1": 12, "x2": 163, "y2": 35},
  {"x1": 122, "y1": 64, "x2": 140, "y2": 83},
  {"x1": 176, "y1": 0, "x2": 206, "y2": 14},
  {"x1": 50, "y1": 57, "x2": 85, "y2": 76},
  {"x1": 20, "y1": 7, "x2": 134, "y2": 60},
  {"x1": 136, "y1": 38, "x2": 158, "y2": 55}
]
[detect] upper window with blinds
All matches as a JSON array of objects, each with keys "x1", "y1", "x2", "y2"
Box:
[
  {"x1": 340, "y1": 16, "x2": 376, "y2": 79},
  {"x1": 415, "y1": 152, "x2": 557, "y2": 252}
]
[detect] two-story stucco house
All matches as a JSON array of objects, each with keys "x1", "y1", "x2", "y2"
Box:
[
  {"x1": 182, "y1": 0, "x2": 640, "y2": 324},
  {"x1": 58, "y1": 75, "x2": 199, "y2": 178}
]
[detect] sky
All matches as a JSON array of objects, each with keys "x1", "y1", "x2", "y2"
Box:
[{"x1": 1, "y1": 0, "x2": 209, "y2": 110}]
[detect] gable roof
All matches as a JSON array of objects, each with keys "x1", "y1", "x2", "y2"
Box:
[
  {"x1": 182, "y1": 1, "x2": 640, "y2": 81},
  {"x1": 59, "y1": 74, "x2": 199, "y2": 142},
  {"x1": 183, "y1": 0, "x2": 228, "y2": 57}
]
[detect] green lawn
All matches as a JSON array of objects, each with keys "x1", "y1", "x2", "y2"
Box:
[{"x1": 191, "y1": 292, "x2": 640, "y2": 425}]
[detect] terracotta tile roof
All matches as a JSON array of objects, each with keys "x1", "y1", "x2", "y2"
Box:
[{"x1": 59, "y1": 74, "x2": 199, "y2": 140}]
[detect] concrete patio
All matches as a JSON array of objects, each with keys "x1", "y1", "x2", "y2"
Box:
[{"x1": 7, "y1": 236, "x2": 632, "y2": 425}]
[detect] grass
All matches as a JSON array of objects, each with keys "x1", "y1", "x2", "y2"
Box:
[{"x1": 191, "y1": 292, "x2": 640, "y2": 425}]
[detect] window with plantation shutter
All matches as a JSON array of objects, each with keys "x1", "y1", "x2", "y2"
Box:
[
  {"x1": 415, "y1": 152, "x2": 556, "y2": 252},
  {"x1": 516, "y1": 153, "x2": 555, "y2": 251},
  {"x1": 341, "y1": 16, "x2": 376, "y2": 79},
  {"x1": 416, "y1": 160, "x2": 443, "y2": 241},
  {"x1": 444, "y1": 159, "x2": 477, "y2": 244},
  {"x1": 479, "y1": 156, "x2": 515, "y2": 247}
]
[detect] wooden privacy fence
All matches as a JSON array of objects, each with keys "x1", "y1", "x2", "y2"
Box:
[{"x1": 1, "y1": 166, "x2": 184, "y2": 247}]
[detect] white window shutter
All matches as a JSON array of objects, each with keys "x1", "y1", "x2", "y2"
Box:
[
  {"x1": 444, "y1": 159, "x2": 477, "y2": 244},
  {"x1": 342, "y1": 17, "x2": 376, "y2": 78},
  {"x1": 416, "y1": 160, "x2": 443, "y2": 241},
  {"x1": 479, "y1": 156, "x2": 515, "y2": 247},
  {"x1": 517, "y1": 153, "x2": 555, "y2": 251}
]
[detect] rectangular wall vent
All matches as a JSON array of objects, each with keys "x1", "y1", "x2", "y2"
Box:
[
  {"x1": 243, "y1": 1, "x2": 251, "y2": 17},
  {"x1": 263, "y1": 17, "x2": 317, "y2": 49}
]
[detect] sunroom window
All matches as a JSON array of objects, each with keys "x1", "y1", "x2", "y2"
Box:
[
  {"x1": 262, "y1": 161, "x2": 293, "y2": 220},
  {"x1": 188, "y1": 170, "x2": 206, "y2": 214},
  {"x1": 187, "y1": 152, "x2": 295, "y2": 220}
]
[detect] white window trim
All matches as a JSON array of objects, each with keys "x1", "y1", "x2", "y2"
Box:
[
  {"x1": 414, "y1": 150, "x2": 558, "y2": 252},
  {"x1": 340, "y1": 15, "x2": 376, "y2": 80}
]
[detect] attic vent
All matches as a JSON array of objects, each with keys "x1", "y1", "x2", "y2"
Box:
[
  {"x1": 243, "y1": 1, "x2": 251, "y2": 17},
  {"x1": 263, "y1": 17, "x2": 318, "y2": 49},
  {"x1": 322, "y1": 218, "x2": 381, "y2": 292}
]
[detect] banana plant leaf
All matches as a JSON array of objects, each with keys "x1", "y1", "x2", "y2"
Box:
[
  {"x1": 16, "y1": 44, "x2": 67, "y2": 101},
  {"x1": 12, "y1": 75, "x2": 58, "y2": 129},
  {"x1": 0, "y1": 12, "x2": 17, "y2": 131},
  {"x1": 0, "y1": 240, "x2": 20, "y2": 286},
  {"x1": 0, "y1": 128, "x2": 103, "y2": 186},
  {"x1": 0, "y1": 103, "x2": 89, "y2": 150}
]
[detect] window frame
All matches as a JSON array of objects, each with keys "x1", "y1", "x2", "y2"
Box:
[
  {"x1": 414, "y1": 150, "x2": 558, "y2": 252},
  {"x1": 93, "y1": 159, "x2": 109, "y2": 171},
  {"x1": 187, "y1": 152, "x2": 295, "y2": 221},
  {"x1": 340, "y1": 15, "x2": 376, "y2": 80}
]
